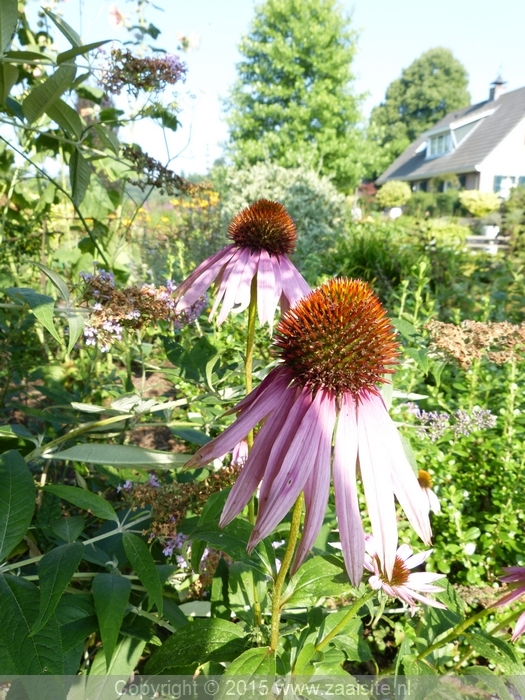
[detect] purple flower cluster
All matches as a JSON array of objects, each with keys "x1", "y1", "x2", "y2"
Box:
[
  {"x1": 101, "y1": 48, "x2": 187, "y2": 96},
  {"x1": 406, "y1": 403, "x2": 497, "y2": 441},
  {"x1": 162, "y1": 532, "x2": 189, "y2": 559}
]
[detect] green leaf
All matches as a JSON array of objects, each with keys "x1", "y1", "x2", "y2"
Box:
[
  {"x1": 70, "y1": 148, "x2": 91, "y2": 207},
  {"x1": 466, "y1": 631, "x2": 525, "y2": 674},
  {"x1": 293, "y1": 642, "x2": 322, "y2": 676},
  {"x1": 0, "y1": 63, "x2": 18, "y2": 104},
  {"x1": 162, "y1": 598, "x2": 188, "y2": 629},
  {"x1": 0, "y1": 450, "x2": 35, "y2": 562},
  {"x1": 171, "y1": 427, "x2": 211, "y2": 446},
  {"x1": 122, "y1": 532, "x2": 163, "y2": 615},
  {"x1": 49, "y1": 515, "x2": 85, "y2": 543},
  {"x1": 49, "y1": 442, "x2": 189, "y2": 468},
  {"x1": 67, "y1": 314, "x2": 85, "y2": 354},
  {"x1": 4, "y1": 49, "x2": 53, "y2": 61},
  {"x1": 145, "y1": 618, "x2": 248, "y2": 674},
  {"x1": 89, "y1": 636, "x2": 146, "y2": 676},
  {"x1": 43, "y1": 9, "x2": 81, "y2": 47},
  {"x1": 282, "y1": 556, "x2": 351, "y2": 609},
  {"x1": 57, "y1": 40, "x2": 109, "y2": 65},
  {"x1": 94, "y1": 124, "x2": 120, "y2": 155},
  {"x1": 0, "y1": 423, "x2": 34, "y2": 440},
  {"x1": 46, "y1": 97, "x2": 83, "y2": 138},
  {"x1": 391, "y1": 318, "x2": 417, "y2": 337},
  {"x1": 0, "y1": 574, "x2": 64, "y2": 673},
  {"x1": 0, "y1": 0, "x2": 17, "y2": 55},
  {"x1": 6, "y1": 287, "x2": 62, "y2": 342},
  {"x1": 92, "y1": 573, "x2": 131, "y2": 668},
  {"x1": 23, "y1": 64, "x2": 76, "y2": 124},
  {"x1": 189, "y1": 519, "x2": 268, "y2": 574},
  {"x1": 31, "y1": 262, "x2": 70, "y2": 303},
  {"x1": 220, "y1": 647, "x2": 275, "y2": 686},
  {"x1": 32, "y1": 543, "x2": 84, "y2": 634},
  {"x1": 43, "y1": 484, "x2": 118, "y2": 522}
]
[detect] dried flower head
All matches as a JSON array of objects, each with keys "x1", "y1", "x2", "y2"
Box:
[
  {"x1": 426, "y1": 319, "x2": 525, "y2": 369},
  {"x1": 123, "y1": 146, "x2": 197, "y2": 196}
]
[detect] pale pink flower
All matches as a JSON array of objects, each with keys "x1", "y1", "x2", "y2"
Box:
[
  {"x1": 185, "y1": 279, "x2": 432, "y2": 585},
  {"x1": 108, "y1": 5, "x2": 129, "y2": 29},
  {"x1": 365, "y1": 537, "x2": 446, "y2": 612},
  {"x1": 492, "y1": 567, "x2": 525, "y2": 640},
  {"x1": 174, "y1": 200, "x2": 310, "y2": 327}
]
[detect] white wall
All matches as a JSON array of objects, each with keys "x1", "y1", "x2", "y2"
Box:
[{"x1": 479, "y1": 116, "x2": 525, "y2": 192}]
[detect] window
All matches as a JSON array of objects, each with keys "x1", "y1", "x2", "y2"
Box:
[
  {"x1": 494, "y1": 175, "x2": 518, "y2": 198},
  {"x1": 428, "y1": 132, "x2": 452, "y2": 157}
]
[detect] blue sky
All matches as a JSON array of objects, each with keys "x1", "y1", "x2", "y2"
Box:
[{"x1": 60, "y1": 0, "x2": 525, "y2": 174}]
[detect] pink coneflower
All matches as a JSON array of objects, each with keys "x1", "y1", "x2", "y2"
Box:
[
  {"x1": 492, "y1": 567, "x2": 525, "y2": 640},
  {"x1": 174, "y1": 200, "x2": 310, "y2": 327},
  {"x1": 364, "y1": 537, "x2": 445, "y2": 612},
  {"x1": 185, "y1": 279, "x2": 432, "y2": 584},
  {"x1": 418, "y1": 470, "x2": 441, "y2": 514}
]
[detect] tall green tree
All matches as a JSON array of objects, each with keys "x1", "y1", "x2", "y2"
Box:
[
  {"x1": 368, "y1": 47, "x2": 470, "y2": 171},
  {"x1": 225, "y1": 0, "x2": 364, "y2": 192}
]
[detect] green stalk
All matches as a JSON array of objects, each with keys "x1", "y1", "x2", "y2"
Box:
[
  {"x1": 270, "y1": 494, "x2": 304, "y2": 652},
  {"x1": 244, "y1": 276, "x2": 261, "y2": 622},
  {"x1": 416, "y1": 608, "x2": 492, "y2": 660},
  {"x1": 316, "y1": 588, "x2": 376, "y2": 651}
]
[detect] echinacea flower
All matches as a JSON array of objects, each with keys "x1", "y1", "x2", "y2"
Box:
[
  {"x1": 365, "y1": 536, "x2": 445, "y2": 612},
  {"x1": 492, "y1": 567, "x2": 525, "y2": 640},
  {"x1": 418, "y1": 469, "x2": 441, "y2": 514},
  {"x1": 185, "y1": 278, "x2": 432, "y2": 584},
  {"x1": 174, "y1": 200, "x2": 310, "y2": 327}
]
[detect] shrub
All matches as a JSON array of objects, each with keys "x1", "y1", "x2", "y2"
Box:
[
  {"x1": 458, "y1": 190, "x2": 501, "y2": 218},
  {"x1": 404, "y1": 191, "x2": 437, "y2": 218},
  {"x1": 216, "y1": 163, "x2": 347, "y2": 282},
  {"x1": 376, "y1": 180, "x2": 412, "y2": 208}
]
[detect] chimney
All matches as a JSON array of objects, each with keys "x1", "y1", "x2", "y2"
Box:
[{"x1": 489, "y1": 74, "x2": 507, "y2": 101}]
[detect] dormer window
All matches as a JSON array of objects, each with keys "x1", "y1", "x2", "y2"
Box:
[{"x1": 428, "y1": 132, "x2": 452, "y2": 157}]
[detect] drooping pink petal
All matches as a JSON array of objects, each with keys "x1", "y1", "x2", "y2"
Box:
[
  {"x1": 233, "y1": 249, "x2": 260, "y2": 314},
  {"x1": 278, "y1": 255, "x2": 310, "y2": 306},
  {"x1": 248, "y1": 388, "x2": 325, "y2": 548},
  {"x1": 291, "y1": 391, "x2": 337, "y2": 575},
  {"x1": 256, "y1": 250, "x2": 278, "y2": 327},
  {"x1": 219, "y1": 385, "x2": 297, "y2": 527},
  {"x1": 333, "y1": 393, "x2": 365, "y2": 586},
  {"x1": 213, "y1": 247, "x2": 246, "y2": 324},
  {"x1": 224, "y1": 367, "x2": 293, "y2": 416},
  {"x1": 357, "y1": 393, "x2": 398, "y2": 580},
  {"x1": 175, "y1": 245, "x2": 236, "y2": 309},
  {"x1": 364, "y1": 392, "x2": 432, "y2": 545},
  {"x1": 403, "y1": 550, "x2": 432, "y2": 570},
  {"x1": 403, "y1": 589, "x2": 446, "y2": 610},
  {"x1": 184, "y1": 371, "x2": 292, "y2": 469},
  {"x1": 511, "y1": 612, "x2": 525, "y2": 640},
  {"x1": 493, "y1": 589, "x2": 525, "y2": 607}
]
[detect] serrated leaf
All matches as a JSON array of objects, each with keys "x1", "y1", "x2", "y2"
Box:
[
  {"x1": 70, "y1": 148, "x2": 91, "y2": 207},
  {"x1": 32, "y1": 543, "x2": 84, "y2": 634},
  {"x1": 43, "y1": 484, "x2": 118, "y2": 522},
  {"x1": 49, "y1": 515, "x2": 85, "y2": 543},
  {"x1": 92, "y1": 573, "x2": 131, "y2": 668},
  {"x1": 46, "y1": 97, "x2": 83, "y2": 138},
  {"x1": 43, "y1": 9, "x2": 81, "y2": 47},
  {"x1": 0, "y1": 63, "x2": 18, "y2": 104},
  {"x1": 282, "y1": 556, "x2": 350, "y2": 609},
  {"x1": 57, "y1": 40, "x2": 109, "y2": 65},
  {"x1": 6, "y1": 286, "x2": 62, "y2": 342},
  {"x1": 0, "y1": 450, "x2": 35, "y2": 562},
  {"x1": 31, "y1": 262, "x2": 70, "y2": 303},
  {"x1": 145, "y1": 618, "x2": 248, "y2": 674},
  {"x1": 122, "y1": 532, "x2": 163, "y2": 615},
  {"x1": 0, "y1": 574, "x2": 64, "y2": 673},
  {"x1": 23, "y1": 64, "x2": 76, "y2": 124},
  {"x1": 94, "y1": 123, "x2": 120, "y2": 155},
  {"x1": 49, "y1": 443, "x2": 189, "y2": 468},
  {"x1": 0, "y1": 0, "x2": 17, "y2": 55},
  {"x1": 67, "y1": 314, "x2": 85, "y2": 354}
]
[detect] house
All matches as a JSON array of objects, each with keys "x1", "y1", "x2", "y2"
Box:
[{"x1": 376, "y1": 78, "x2": 525, "y2": 198}]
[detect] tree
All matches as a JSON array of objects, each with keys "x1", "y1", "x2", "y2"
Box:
[
  {"x1": 225, "y1": 0, "x2": 364, "y2": 192},
  {"x1": 369, "y1": 48, "x2": 470, "y2": 168}
]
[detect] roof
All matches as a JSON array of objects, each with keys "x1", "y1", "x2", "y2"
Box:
[{"x1": 376, "y1": 86, "x2": 525, "y2": 184}]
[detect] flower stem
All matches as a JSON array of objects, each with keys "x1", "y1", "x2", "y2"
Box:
[
  {"x1": 316, "y1": 588, "x2": 376, "y2": 651},
  {"x1": 270, "y1": 494, "x2": 304, "y2": 652},
  {"x1": 416, "y1": 607, "x2": 492, "y2": 660}
]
